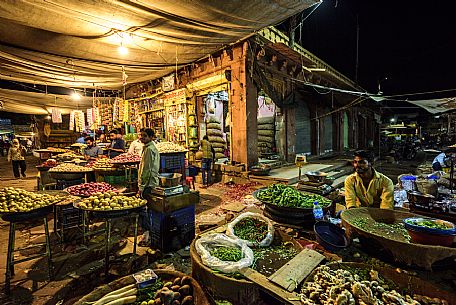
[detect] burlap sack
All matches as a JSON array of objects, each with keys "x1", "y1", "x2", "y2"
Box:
[
  {"x1": 257, "y1": 116, "x2": 274, "y2": 125},
  {"x1": 257, "y1": 123, "x2": 274, "y2": 131},
  {"x1": 207, "y1": 123, "x2": 221, "y2": 130},
  {"x1": 415, "y1": 178, "x2": 438, "y2": 196},
  {"x1": 258, "y1": 130, "x2": 274, "y2": 137},
  {"x1": 207, "y1": 129, "x2": 223, "y2": 137}
]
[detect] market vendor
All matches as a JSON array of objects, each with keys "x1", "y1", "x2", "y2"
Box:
[
  {"x1": 431, "y1": 148, "x2": 456, "y2": 171},
  {"x1": 137, "y1": 128, "x2": 160, "y2": 244},
  {"x1": 83, "y1": 136, "x2": 103, "y2": 159},
  {"x1": 107, "y1": 129, "x2": 125, "y2": 158},
  {"x1": 344, "y1": 150, "x2": 394, "y2": 210},
  {"x1": 128, "y1": 128, "x2": 144, "y2": 155}
]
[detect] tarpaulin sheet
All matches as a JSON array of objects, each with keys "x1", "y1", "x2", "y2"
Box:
[
  {"x1": 407, "y1": 97, "x2": 456, "y2": 114},
  {"x1": 0, "y1": 0, "x2": 319, "y2": 88},
  {"x1": 0, "y1": 88, "x2": 112, "y2": 114}
]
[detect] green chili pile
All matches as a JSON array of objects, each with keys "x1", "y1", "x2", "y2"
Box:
[
  {"x1": 405, "y1": 218, "x2": 453, "y2": 230},
  {"x1": 210, "y1": 246, "x2": 243, "y2": 262},
  {"x1": 233, "y1": 217, "x2": 268, "y2": 243},
  {"x1": 257, "y1": 184, "x2": 331, "y2": 208}
]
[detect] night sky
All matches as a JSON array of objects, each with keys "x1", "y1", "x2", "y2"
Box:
[{"x1": 289, "y1": 0, "x2": 456, "y2": 99}]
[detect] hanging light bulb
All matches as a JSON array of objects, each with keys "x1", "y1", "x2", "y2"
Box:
[
  {"x1": 118, "y1": 42, "x2": 128, "y2": 55},
  {"x1": 71, "y1": 90, "x2": 81, "y2": 100}
]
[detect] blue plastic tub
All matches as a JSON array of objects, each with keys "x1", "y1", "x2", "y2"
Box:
[{"x1": 314, "y1": 221, "x2": 349, "y2": 252}]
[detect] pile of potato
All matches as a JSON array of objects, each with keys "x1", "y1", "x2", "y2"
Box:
[
  {"x1": 0, "y1": 187, "x2": 62, "y2": 213},
  {"x1": 144, "y1": 276, "x2": 194, "y2": 305},
  {"x1": 155, "y1": 142, "x2": 187, "y2": 153},
  {"x1": 77, "y1": 193, "x2": 146, "y2": 211}
]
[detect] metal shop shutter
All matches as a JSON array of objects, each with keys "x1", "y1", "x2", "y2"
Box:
[
  {"x1": 295, "y1": 102, "x2": 311, "y2": 154},
  {"x1": 323, "y1": 108, "x2": 333, "y2": 153}
]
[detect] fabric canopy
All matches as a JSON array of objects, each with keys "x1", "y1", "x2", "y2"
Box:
[
  {"x1": 0, "y1": 0, "x2": 319, "y2": 89},
  {"x1": 407, "y1": 97, "x2": 456, "y2": 114},
  {"x1": 0, "y1": 88, "x2": 111, "y2": 115}
]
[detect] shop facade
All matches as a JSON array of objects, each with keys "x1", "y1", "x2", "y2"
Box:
[{"x1": 124, "y1": 27, "x2": 381, "y2": 167}]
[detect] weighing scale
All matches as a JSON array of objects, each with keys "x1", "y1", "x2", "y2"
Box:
[{"x1": 152, "y1": 185, "x2": 184, "y2": 197}]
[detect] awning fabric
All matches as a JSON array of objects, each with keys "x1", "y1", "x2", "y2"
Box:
[
  {"x1": 407, "y1": 97, "x2": 456, "y2": 114},
  {"x1": 0, "y1": 88, "x2": 111, "y2": 115},
  {"x1": 0, "y1": 0, "x2": 319, "y2": 89}
]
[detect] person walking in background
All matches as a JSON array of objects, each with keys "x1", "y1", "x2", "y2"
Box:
[
  {"x1": 0, "y1": 138, "x2": 4, "y2": 157},
  {"x1": 7, "y1": 139, "x2": 27, "y2": 179},
  {"x1": 199, "y1": 135, "x2": 215, "y2": 188}
]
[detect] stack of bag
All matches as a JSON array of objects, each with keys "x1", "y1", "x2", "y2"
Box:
[
  {"x1": 207, "y1": 115, "x2": 226, "y2": 160},
  {"x1": 257, "y1": 116, "x2": 275, "y2": 153}
]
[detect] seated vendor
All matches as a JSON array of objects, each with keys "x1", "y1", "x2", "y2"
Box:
[
  {"x1": 83, "y1": 136, "x2": 103, "y2": 159},
  {"x1": 344, "y1": 150, "x2": 394, "y2": 210},
  {"x1": 431, "y1": 150, "x2": 454, "y2": 171}
]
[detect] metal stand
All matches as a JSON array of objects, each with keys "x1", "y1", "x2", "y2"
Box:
[
  {"x1": 450, "y1": 158, "x2": 454, "y2": 194},
  {"x1": 82, "y1": 211, "x2": 139, "y2": 277},
  {"x1": 5, "y1": 218, "x2": 53, "y2": 294}
]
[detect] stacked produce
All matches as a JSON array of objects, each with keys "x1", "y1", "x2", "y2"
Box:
[
  {"x1": 0, "y1": 187, "x2": 62, "y2": 213},
  {"x1": 86, "y1": 158, "x2": 113, "y2": 169},
  {"x1": 41, "y1": 159, "x2": 58, "y2": 168},
  {"x1": 47, "y1": 147, "x2": 68, "y2": 153},
  {"x1": 77, "y1": 193, "x2": 146, "y2": 211},
  {"x1": 56, "y1": 152, "x2": 80, "y2": 161},
  {"x1": 111, "y1": 153, "x2": 142, "y2": 163},
  {"x1": 49, "y1": 163, "x2": 92, "y2": 172},
  {"x1": 352, "y1": 217, "x2": 410, "y2": 242},
  {"x1": 155, "y1": 142, "x2": 186, "y2": 153},
  {"x1": 257, "y1": 184, "x2": 331, "y2": 208},
  {"x1": 206, "y1": 115, "x2": 226, "y2": 160},
  {"x1": 257, "y1": 116, "x2": 275, "y2": 153},
  {"x1": 66, "y1": 182, "x2": 118, "y2": 197},
  {"x1": 300, "y1": 265, "x2": 448, "y2": 305}
]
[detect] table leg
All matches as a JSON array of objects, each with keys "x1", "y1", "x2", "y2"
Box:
[
  {"x1": 82, "y1": 211, "x2": 87, "y2": 245},
  {"x1": 5, "y1": 222, "x2": 15, "y2": 294},
  {"x1": 133, "y1": 214, "x2": 138, "y2": 256},
  {"x1": 44, "y1": 217, "x2": 53, "y2": 280},
  {"x1": 104, "y1": 219, "x2": 111, "y2": 276},
  {"x1": 60, "y1": 206, "x2": 64, "y2": 243}
]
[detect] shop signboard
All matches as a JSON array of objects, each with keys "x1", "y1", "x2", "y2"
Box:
[{"x1": 163, "y1": 88, "x2": 186, "y2": 107}]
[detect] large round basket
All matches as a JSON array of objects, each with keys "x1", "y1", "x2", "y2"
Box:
[
  {"x1": 253, "y1": 188, "x2": 332, "y2": 227},
  {"x1": 341, "y1": 207, "x2": 456, "y2": 270},
  {"x1": 72, "y1": 269, "x2": 210, "y2": 305},
  {"x1": 303, "y1": 262, "x2": 456, "y2": 304},
  {"x1": 190, "y1": 229, "x2": 303, "y2": 305},
  {"x1": 49, "y1": 170, "x2": 91, "y2": 181}
]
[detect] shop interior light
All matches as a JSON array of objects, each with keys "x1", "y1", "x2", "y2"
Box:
[
  {"x1": 71, "y1": 90, "x2": 81, "y2": 100},
  {"x1": 390, "y1": 118, "x2": 395, "y2": 122}
]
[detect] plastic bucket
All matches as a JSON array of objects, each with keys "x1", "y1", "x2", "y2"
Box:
[{"x1": 400, "y1": 175, "x2": 416, "y2": 191}]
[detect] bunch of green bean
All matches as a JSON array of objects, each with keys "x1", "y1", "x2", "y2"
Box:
[{"x1": 257, "y1": 184, "x2": 331, "y2": 208}]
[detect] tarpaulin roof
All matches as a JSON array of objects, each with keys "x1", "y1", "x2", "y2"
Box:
[
  {"x1": 0, "y1": 88, "x2": 111, "y2": 115},
  {"x1": 406, "y1": 97, "x2": 456, "y2": 114},
  {"x1": 0, "y1": 0, "x2": 319, "y2": 89}
]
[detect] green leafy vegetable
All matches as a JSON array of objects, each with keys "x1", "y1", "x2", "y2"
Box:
[
  {"x1": 405, "y1": 219, "x2": 453, "y2": 230},
  {"x1": 257, "y1": 184, "x2": 331, "y2": 208}
]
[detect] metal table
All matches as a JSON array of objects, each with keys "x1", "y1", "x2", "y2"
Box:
[
  {"x1": 2, "y1": 205, "x2": 54, "y2": 294},
  {"x1": 75, "y1": 203, "x2": 143, "y2": 276}
]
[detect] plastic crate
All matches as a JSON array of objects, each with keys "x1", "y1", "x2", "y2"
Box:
[
  {"x1": 149, "y1": 205, "x2": 195, "y2": 252},
  {"x1": 104, "y1": 175, "x2": 126, "y2": 185},
  {"x1": 160, "y1": 153, "x2": 185, "y2": 171}
]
